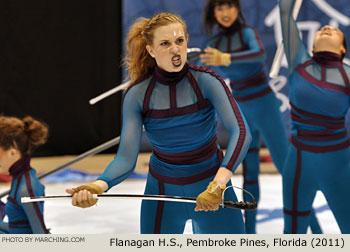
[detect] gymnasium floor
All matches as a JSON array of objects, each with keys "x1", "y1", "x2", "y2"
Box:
[{"x1": 0, "y1": 152, "x2": 340, "y2": 234}]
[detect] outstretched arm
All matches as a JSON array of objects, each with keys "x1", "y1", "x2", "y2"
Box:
[
  {"x1": 66, "y1": 87, "x2": 144, "y2": 208},
  {"x1": 280, "y1": 0, "x2": 309, "y2": 74},
  {"x1": 96, "y1": 88, "x2": 143, "y2": 189},
  {"x1": 227, "y1": 27, "x2": 266, "y2": 63}
]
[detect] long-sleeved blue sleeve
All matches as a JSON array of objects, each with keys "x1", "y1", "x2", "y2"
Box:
[
  {"x1": 199, "y1": 72, "x2": 252, "y2": 173},
  {"x1": 206, "y1": 26, "x2": 266, "y2": 64},
  {"x1": 280, "y1": 0, "x2": 310, "y2": 74},
  {"x1": 227, "y1": 27, "x2": 266, "y2": 63},
  {"x1": 97, "y1": 87, "x2": 144, "y2": 190}
]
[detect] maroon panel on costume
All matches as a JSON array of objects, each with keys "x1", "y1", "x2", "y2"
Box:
[
  {"x1": 230, "y1": 72, "x2": 267, "y2": 91},
  {"x1": 10, "y1": 220, "x2": 30, "y2": 225},
  {"x1": 9, "y1": 224, "x2": 29, "y2": 229},
  {"x1": 186, "y1": 71, "x2": 207, "y2": 107},
  {"x1": 291, "y1": 112, "x2": 344, "y2": 129},
  {"x1": 142, "y1": 76, "x2": 156, "y2": 114},
  {"x1": 321, "y1": 66, "x2": 326, "y2": 81},
  {"x1": 25, "y1": 173, "x2": 49, "y2": 234},
  {"x1": 244, "y1": 180, "x2": 258, "y2": 185},
  {"x1": 290, "y1": 102, "x2": 344, "y2": 121},
  {"x1": 149, "y1": 151, "x2": 223, "y2": 185},
  {"x1": 215, "y1": 35, "x2": 222, "y2": 49},
  {"x1": 153, "y1": 136, "x2": 218, "y2": 165},
  {"x1": 298, "y1": 128, "x2": 337, "y2": 136},
  {"x1": 227, "y1": 34, "x2": 231, "y2": 51},
  {"x1": 248, "y1": 148, "x2": 260, "y2": 153},
  {"x1": 291, "y1": 149, "x2": 302, "y2": 233},
  {"x1": 296, "y1": 62, "x2": 350, "y2": 95},
  {"x1": 234, "y1": 86, "x2": 272, "y2": 102},
  {"x1": 7, "y1": 197, "x2": 19, "y2": 206},
  {"x1": 14, "y1": 176, "x2": 23, "y2": 197},
  {"x1": 283, "y1": 208, "x2": 312, "y2": 217},
  {"x1": 154, "y1": 182, "x2": 165, "y2": 234},
  {"x1": 297, "y1": 130, "x2": 347, "y2": 141},
  {"x1": 170, "y1": 85, "x2": 177, "y2": 109},
  {"x1": 291, "y1": 136, "x2": 350, "y2": 153}
]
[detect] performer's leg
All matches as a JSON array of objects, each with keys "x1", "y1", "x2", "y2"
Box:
[
  {"x1": 319, "y1": 149, "x2": 350, "y2": 233},
  {"x1": 256, "y1": 93, "x2": 288, "y2": 173},
  {"x1": 242, "y1": 129, "x2": 260, "y2": 234},
  {"x1": 190, "y1": 178, "x2": 245, "y2": 234},
  {"x1": 257, "y1": 95, "x2": 322, "y2": 233},
  {"x1": 282, "y1": 147, "x2": 317, "y2": 233},
  {"x1": 141, "y1": 174, "x2": 187, "y2": 234}
]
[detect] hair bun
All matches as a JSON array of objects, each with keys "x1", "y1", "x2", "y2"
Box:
[{"x1": 22, "y1": 116, "x2": 49, "y2": 149}]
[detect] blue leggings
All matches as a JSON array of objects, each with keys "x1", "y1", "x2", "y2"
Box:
[
  {"x1": 283, "y1": 145, "x2": 350, "y2": 233},
  {"x1": 238, "y1": 92, "x2": 321, "y2": 233},
  {"x1": 140, "y1": 173, "x2": 245, "y2": 234},
  {"x1": 238, "y1": 92, "x2": 288, "y2": 233}
]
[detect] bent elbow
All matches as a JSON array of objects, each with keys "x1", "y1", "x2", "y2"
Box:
[{"x1": 244, "y1": 126, "x2": 252, "y2": 147}]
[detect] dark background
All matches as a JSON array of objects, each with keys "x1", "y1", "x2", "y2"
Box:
[
  {"x1": 0, "y1": 0, "x2": 123, "y2": 156},
  {"x1": 1, "y1": 0, "x2": 350, "y2": 156}
]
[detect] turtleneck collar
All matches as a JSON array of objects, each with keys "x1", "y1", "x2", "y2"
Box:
[
  {"x1": 8, "y1": 155, "x2": 32, "y2": 178},
  {"x1": 312, "y1": 51, "x2": 342, "y2": 67},
  {"x1": 153, "y1": 63, "x2": 189, "y2": 86},
  {"x1": 218, "y1": 20, "x2": 242, "y2": 36}
]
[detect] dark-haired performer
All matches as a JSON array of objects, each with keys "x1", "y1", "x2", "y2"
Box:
[
  {"x1": 200, "y1": 0, "x2": 322, "y2": 234},
  {"x1": 0, "y1": 116, "x2": 50, "y2": 234},
  {"x1": 67, "y1": 12, "x2": 251, "y2": 234},
  {"x1": 280, "y1": 0, "x2": 350, "y2": 233},
  {"x1": 201, "y1": 0, "x2": 286, "y2": 234}
]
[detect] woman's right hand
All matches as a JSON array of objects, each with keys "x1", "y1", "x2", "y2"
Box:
[{"x1": 66, "y1": 183, "x2": 104, "y2": 208}]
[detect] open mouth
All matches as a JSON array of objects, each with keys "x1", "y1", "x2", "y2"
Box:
[
  {"x1": 222, "y1": 17, "x2": 231, "y2": 22},
  {"x1": 172, "y1": 55, "x2": 182, "y2": 67}
]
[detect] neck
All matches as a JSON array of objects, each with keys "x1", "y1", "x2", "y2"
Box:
[
  {"x1": 154, "y1": 64, "x2": 189, "y2": 86},
  {"x1": 312, "y1": 51, "x2": 342, "y2": 67},
  {"x1": 8, "y1": 155, "x2": 32, "y2": 178},
  {"x1": 219, "y1": 20, "x2": 241, "y2": 35}
]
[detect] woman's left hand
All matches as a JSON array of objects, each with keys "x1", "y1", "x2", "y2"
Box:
[{"x1": 195, "y1": 180, "x2": 226, "y2": 211}]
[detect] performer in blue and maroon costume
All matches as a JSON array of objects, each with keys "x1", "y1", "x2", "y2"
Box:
[
  {"x1": 0, "y1": 116, "x2": 50, "y2": 234},
  {"x1": 200, "y1": 0, "x2": 323, "y2": 234},
  {"x1": 280, "y1": 0, "x2": 350, "y2": 233},
  {"x1": 67, "y1": 13, "x2": 251, "y2": 234}
]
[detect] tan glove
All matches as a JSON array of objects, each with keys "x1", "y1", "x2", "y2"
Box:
[
  {"x1": 195, "y1": 180, "x2": 226, "y2": 211},
  {"x1": 71, "y1": 183, "x2": 104, "y2": 208},
  {"x1": 200, "y1": 47, "x2": 231, "y2": 66}
]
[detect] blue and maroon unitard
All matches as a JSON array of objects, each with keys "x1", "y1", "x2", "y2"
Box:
[
  {"x1": 280, "y1": 0, "x2": 350, "y2": 233},
  {"x1": 203, "y1": 20, "x2": 289, "y2": 233},
  {"x1": 97, "y1": 63, "x2": 251, "y2": 234},
  {"x1": 1, "y1": 157, "x2": 49, "y2": 234}
]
